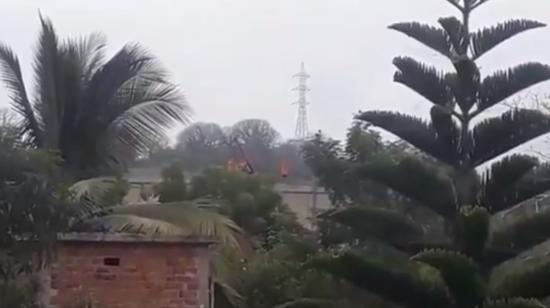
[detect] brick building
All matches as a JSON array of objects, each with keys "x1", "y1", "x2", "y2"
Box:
[{"x1": 46, "y1": 233, "x2": 213, "y2": 308}]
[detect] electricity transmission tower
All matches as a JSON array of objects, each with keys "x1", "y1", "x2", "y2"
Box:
[{"x1": 292, "y1": 62, "x2": 310, "y2": 140}]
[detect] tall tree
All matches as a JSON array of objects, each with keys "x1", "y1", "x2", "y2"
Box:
[
  {"x1": 177, "y1": 122, "x2": 229, "y2": 170},
  {"x1": 230, "y1": 119, "x2": 280, "y2": 173},
  {"x1": 230, "y1": 119, "x2": 280, "y2": 147},
  {"x1": 303, "y1": 2, "x2": 550, "y2": 308},
  {"x1": 0, "y1": 16, "x2": 190, "y2": 179}
]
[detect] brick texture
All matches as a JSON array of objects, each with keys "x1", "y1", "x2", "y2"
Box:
[{"x1": 49, "y1": 241, "x2": 210, "y2": 308}]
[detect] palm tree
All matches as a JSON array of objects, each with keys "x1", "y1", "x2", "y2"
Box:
[
  {"x1": 296, "y1": 1, "x2": 550, "y2": 308},
  {"x1": 0, "y1": 15, "x2": 248, "y2": 256},
  {"x1": 0, "y1": 15, "x2": 190, "y2": 179}
]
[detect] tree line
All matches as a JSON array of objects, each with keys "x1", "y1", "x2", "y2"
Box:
[{"x1": 139, "y1": 119, "x2": 313, "y2": 182}]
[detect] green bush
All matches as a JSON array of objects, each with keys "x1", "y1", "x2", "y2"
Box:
[
  {"x1": 0, "y1": 279, "x2": 40, "y2": 308},
  {"x1": 156, "y1": 162, "x2": 187, "y2": 202}
]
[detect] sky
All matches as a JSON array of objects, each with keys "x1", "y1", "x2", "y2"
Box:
[{"x1": 1, "y1": 0, "x2": 550, "y2": 141}]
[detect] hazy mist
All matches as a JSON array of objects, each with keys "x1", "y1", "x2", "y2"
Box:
[{"x1": 1, "y1": 0, "x2": 550, "y2": 140}]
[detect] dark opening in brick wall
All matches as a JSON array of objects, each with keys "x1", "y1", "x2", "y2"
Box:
[{"x1": 103, "y1": 257, "x2": 120, "y2": 266}]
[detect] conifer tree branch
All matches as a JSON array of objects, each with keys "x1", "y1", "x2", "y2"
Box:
[
  {"x1": 478, "y1": 155, "x2": 539, "y2": 213},
  {"x1": 446, "y1": 0, "x2": 464, "y2": 12},
  {"x1": 472, "y1": 0, "x2": 491, "y2": 11},
  {"x1": 307, "y1": 253, "x2": 453, "y2": 308},
  {"x1": 492, "y1": 198, "x2": 550, "y2": 252},
  {"x1": 489, "y1": 254, "x2": 550, "y2": 299},
  {"x1": 320, "y1": 206, "x2": 424, "y2": 245},
  {"x1": 355, "y1": 157, "x2": 457, "y2": 218}
]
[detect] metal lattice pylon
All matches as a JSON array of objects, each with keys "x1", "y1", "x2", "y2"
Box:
[{"x1": 292, "y1": 62, "x2": 310, "y2": 140}]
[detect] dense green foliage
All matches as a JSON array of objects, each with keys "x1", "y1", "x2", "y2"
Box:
[
  {"x1": 217, "y1": 232, "x2": 389, "y2": 308},
  {"x1": 156, "y1": 162, "x2": 188, "y2": 203},
  {"x1": 154, "y1": 166, "x2": 302, "y2": 242},
  {"x1": 0, "y1": 139, "x2": 76, "y2": 307},
  {"x1": 5, "y1": 2, "x2": 550, "y2": 308},
  {"x1": 0, "y1": 144, "x2": 73, "y2": 270},
  {"x1": 0, "y1": 280, "x2": 41, "y2": 308},
  {"x1": 303, "y1": 123, "x2": 402, "y2": 205},
  {"x1": 303, "y1": 124, "x2": 445, "y2": 246}
]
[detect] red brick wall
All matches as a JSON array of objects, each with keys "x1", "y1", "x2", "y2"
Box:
[{"x1": 49, "y1": 241, "x2": 210, "y2": 308}]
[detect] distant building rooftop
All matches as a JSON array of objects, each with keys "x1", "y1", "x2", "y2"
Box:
[
  {"x1": 58, "y1": 232, "x2": 215, "y2": 245},
  {"x1": 125, "y1": 166, "x2": 163, "y2": 184}
]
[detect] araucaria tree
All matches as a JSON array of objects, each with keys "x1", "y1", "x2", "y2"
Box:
[{"x1": 311, "y1": 1, "x2": 550, "y2": 308}]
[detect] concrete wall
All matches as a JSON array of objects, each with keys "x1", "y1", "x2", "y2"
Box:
[
  {"x1": 48, "y1": 235, "x2": 211, "y2": 308},
  {"x1": 274, "y1": 183, "x2": 332, "y2": 229}
]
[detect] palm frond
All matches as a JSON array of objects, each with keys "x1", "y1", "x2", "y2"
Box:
[
  {"x1": 57, "y1": 35, "x2": 107, "y2": 161},
  {"x1": 105, "y1": 81, "x2": 190, "y2": 165},
  {"x1": 483, "y1": 298, "x2": 545, "y2": 308},
  {"x1": 489, "y1": 255, "x2": 550, "y2": 299},
  {"x1": 412, "y1": 249, "x2": 485, "y2": 308},
  {"x1": 214, "y1": 280, "x2": 245, "y2": 308},
  {"x1": 388, "y1": 22, "x2": 451, "y2": 57},
  {"x1": 0, "y1": 44, "x2": 41, "y2": 146},
  {"x1": 393, "y1": 57, "x2": 451, "y2": 107},
  {"x1": 357, "y1": 111, "x2": 459, "y2": 165},
  {"x1": 62, "y1": 33, "x2": 106, "y2": 81},
  {"x1": 470, "y1": 109, "x2": 550, "y2": 167},
  {"x1": 33, "y1": 15, "x2": 62, "y2": 149},
  {"x1": 320, "y1": 206, "x2": 423, "y2": 245},
  {"x1": 355, "y1": 158, "x2": 457, "y2": 218},
  {"x1": 2, "y1": 17, "x2": 188, "y2": 178},
  {"x1": 471, "y1": 20, "x2": 546, "y2": 59},
  {"x1": 438, "y1": 17, "x2": 467, "y2": 55},
  {"x1": 77, "y1": 43, "x2": 167, "y2": 126},
  {"x1": 68, "y1": 176, "x2": 119, "y2": 215},
  {"x1": 479, "y1": 155, "x2": 538, "y2": 213},
  {"x1": 102, "y1": 202, "x2": 245, "y2": 250},
  {"x1": 308, "y1": 253, "x2": 452, "y2": 308},
  {"x1": 80, "y1": 214, "x2": 186, "y2": 234},
  {"x1": 74, "y1": 44, "x2": 190, "y2": 170},
  {"x1": 478, "y1": 63, "x2": 550, "y2": 114},
  {"x1": 69, "y1": 178, "x2": 246, "y2": 251}
]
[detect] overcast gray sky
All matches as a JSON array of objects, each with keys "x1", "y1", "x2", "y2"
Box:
[{"x1": 1, "y1": 0, "x2": 550, "y2": 141}]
